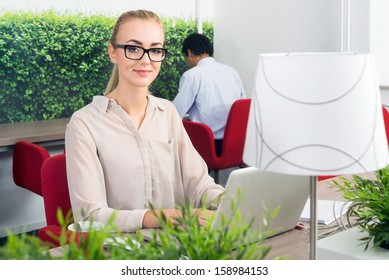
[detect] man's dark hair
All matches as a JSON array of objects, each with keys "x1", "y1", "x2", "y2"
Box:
[{"x1": 182, "y1": 33, "x2": 214, "y2": 57}]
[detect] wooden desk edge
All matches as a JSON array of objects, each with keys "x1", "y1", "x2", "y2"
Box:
[{"x1": 0, "y1": 118, "x2": 70, "y2": 147}]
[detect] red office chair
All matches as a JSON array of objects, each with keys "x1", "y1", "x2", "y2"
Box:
[
  {"x1": 13, "y1": 141, "x2": 51, "y2": 196},
  {"x1": 318, "y1": 106, "x2": 389, "y2": 181},
  {"x1": 38, "y1": 153, "x2": 73, "y2": 247},
  {"x1": 183, "y1": 99, "x2": 251, "y2": 183},
  {"x1": 317, "y1": 175, "x2": 336, "y2": 181},
  {"x1": 382, "y1": 106, "x2": 389, "y2": 144}
]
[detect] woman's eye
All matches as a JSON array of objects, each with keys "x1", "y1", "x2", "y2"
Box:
[
  {"x1": 150, "y1": 49, "x2": 162, "y2": 55},
  {"x1": 127, "y1": 46, "x2": 140, "y2": 53}
]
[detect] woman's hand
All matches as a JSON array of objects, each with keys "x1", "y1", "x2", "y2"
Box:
[
  {"x1": 142, "y1": 208, "x2": 181, "y2": 228},
  {"x1": 142, "y1": 208, "x2": 215, "y2": 228},
  {"x1": 193, "y1": 208, "x2": 215, "y2": 226}
]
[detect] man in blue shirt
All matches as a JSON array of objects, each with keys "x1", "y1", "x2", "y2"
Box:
[{"x1": 173, "y1": 33, "x2": 246, "y2": 156}]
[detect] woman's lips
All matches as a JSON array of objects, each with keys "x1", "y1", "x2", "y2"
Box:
[{"x1": 134, "y1": 69, "x2": 152, "y2": 77}]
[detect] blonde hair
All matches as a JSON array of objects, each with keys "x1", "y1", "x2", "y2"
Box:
[{"x1": 104, "y1": 10, "x2": 164, "y2": 95}]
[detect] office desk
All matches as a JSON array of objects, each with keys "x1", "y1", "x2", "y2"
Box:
[
  {"x1": 263, "y1": 176, "x2": 359, "y2": 260},
  {"x1": 0, "y1": 118, "x2": 69, "y2": 150},
  {"x1": 317, "y1": 226, "x2": 389, "y2": 259}
]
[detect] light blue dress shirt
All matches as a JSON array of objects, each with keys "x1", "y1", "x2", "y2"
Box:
[{"x1": 173, "y1": 57, "x2": 246, "y2": 139}]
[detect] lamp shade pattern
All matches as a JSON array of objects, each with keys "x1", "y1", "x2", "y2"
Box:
[{"x1": 243, "y1": 53, "x2": 388, "y2": 176}]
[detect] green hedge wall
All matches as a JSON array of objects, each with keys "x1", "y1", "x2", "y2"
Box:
[{"x1": 0, "y1": 11, "x2": 213, "y2": 124}]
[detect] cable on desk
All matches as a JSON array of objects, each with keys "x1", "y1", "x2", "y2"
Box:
[{"x1": 304, "y1": 196, "x2": 357, "y2": 240}]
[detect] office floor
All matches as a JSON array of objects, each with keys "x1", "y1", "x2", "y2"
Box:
[{"x1": 210, "y1": 167, "x2": 238, "y2": 187}]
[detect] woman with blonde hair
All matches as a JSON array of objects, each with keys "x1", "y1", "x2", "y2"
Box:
[{"x1": 65, "y1": 10, "x2": 224, "y2": 232}]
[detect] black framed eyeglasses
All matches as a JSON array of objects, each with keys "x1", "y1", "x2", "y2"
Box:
[{"x1": 114, "y1": 44, "x2": 168, "y2": 62}]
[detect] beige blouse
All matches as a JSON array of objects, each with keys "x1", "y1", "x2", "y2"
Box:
[{"x1": 65, "y1": 95, "x2": 224, "y2": 232}]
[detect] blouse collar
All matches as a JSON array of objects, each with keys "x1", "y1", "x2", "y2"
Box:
[{"x1": 92, "y1": 94, "x2": 166, "y2": 113}]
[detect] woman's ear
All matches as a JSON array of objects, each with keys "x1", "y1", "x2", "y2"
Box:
[{"x1": 108, "y1": 44, "x2": 118, "y2": 64}]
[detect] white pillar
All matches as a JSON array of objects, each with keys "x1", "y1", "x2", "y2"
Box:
[
  {"x1": 341, "y1": 0, "x2": 351, "y2": 52},
  {"x1": 195, "y1": 0, "x2": 203, "y2": 33}
]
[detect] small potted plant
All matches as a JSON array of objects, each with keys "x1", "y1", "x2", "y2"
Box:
[{"x1": 333, "y1": 165, "x2": 389, "y2": 250}]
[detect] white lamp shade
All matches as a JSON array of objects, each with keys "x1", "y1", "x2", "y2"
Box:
[{"x1": 243, "y1": 53, "x2": 389, "y2": 176}]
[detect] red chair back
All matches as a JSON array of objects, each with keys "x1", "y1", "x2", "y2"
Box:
[
  {"x1": 183, "y1": 120, "x2": 219, "y2": 169},
  {"x1": 13, "y1": 141, "x2": 50, "y2": 196},
  {"x1": 221, "y1": 98, "x2": 251, "y2": 165},
  {"x1": 41, "y1": 153, "x2": 72, "y2": 226}
]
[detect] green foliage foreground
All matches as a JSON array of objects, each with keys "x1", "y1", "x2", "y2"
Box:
[
  {"x1": 332, "y1": 165, "x2": 389, "y2": 250},
  {"x1": 0, "y1": 200, "x2": 282, "y2": 260}
]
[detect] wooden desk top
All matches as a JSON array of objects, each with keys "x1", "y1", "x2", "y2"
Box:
[{"x1": 0, "y1": 118, "x2": 70, "y2": 147}]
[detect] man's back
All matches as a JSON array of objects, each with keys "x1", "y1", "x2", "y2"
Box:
[{"x1": 174, "y1": 57, "x2": 245, "y2": 139}]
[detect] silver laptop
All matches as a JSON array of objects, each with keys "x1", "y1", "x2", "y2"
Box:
[{"x1": 140, "y1": 167, "x2": 310, "y2": 244}]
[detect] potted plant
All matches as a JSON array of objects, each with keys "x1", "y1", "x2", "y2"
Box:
[{"x1": 332, "y1": 165, "x2": 389, "y2": 250}]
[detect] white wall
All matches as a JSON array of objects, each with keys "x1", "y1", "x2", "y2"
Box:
[
  {"x1": 214, "y1": 0, "x2": 342, "y2": 96},
  {"x1": 213, "y1": 0, "x2": 389, "y2": 95},
  {"x1": 370, "y1": 0, "x2": 389, "y2": 86}
]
